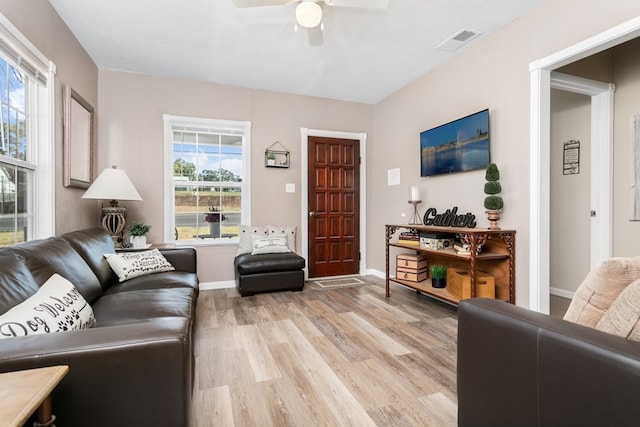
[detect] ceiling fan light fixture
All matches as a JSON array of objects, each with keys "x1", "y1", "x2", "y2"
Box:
[{"x1": 296, "y1": 2, "x2": 322, "y2": 28}]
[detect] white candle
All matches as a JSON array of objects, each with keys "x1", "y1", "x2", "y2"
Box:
[{"x1": 409, "y1": 185, "x2": 420, "y2": 202}]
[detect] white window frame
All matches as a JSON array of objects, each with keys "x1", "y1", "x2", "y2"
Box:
[
  {"x1": 0, "y1": 13, "x2": 55, "y2": 242},
  {"x1": 163, "y1": 114, "x2": 251, "y2": 246}
]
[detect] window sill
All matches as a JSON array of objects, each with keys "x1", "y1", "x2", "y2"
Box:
[{"x1": 175, "y1": 238, "x2": 239, "y2": 248}]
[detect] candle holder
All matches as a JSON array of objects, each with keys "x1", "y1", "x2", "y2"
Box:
[{"x1": 408, "y1": 200, "x2": 423, "y2": 225}]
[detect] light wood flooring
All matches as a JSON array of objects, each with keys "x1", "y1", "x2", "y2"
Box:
[{"x1": 191, "y1": 276, "x2": 458, "y2": 426}]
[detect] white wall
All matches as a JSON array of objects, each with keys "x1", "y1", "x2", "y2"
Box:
[
  {"x1": 10, "y1": 0, "x2": 640, "y2": 296},
  {"x1": 612, "y1": 38, "x2": 640, "y2": 256},
  {"x1": 98, "y1": 70, "x2": 373, "y2": 283},
  {"x1": 550, "y1": 89, "x2": 591, "y2": 295},
  {"x1": 370, "y1": 0, "x2": 640, "y2": 307}
]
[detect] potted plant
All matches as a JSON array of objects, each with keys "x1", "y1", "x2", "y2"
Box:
[
  {"x1": 430, "y1": 264, "x2": 447, "y2": 289},
  {"x1": 266, "y1": 151, "x2": 276, "y2": 166},
  {"x1": 204, "y1": 206, "x2": 227, "y2": 238},
  {"x1": 128, "y1": 222, "x2": 151, "y2": 248},
  {"x1": 484, "y1": 163, "x2": 504, "y2": 229}
]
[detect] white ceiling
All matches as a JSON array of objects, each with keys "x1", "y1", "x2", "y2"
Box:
[{"x1": 48, "y1": 0, "x2": 542, "y2": 104}]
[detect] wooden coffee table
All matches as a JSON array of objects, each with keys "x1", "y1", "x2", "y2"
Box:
[{"x1": 0, "y1": 365, "x2": 69, "y2": 427}]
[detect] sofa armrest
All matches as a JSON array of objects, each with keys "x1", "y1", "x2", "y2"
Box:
[
  {"x1": 0, "y1": 318, "x2": 192, "y2": 427},
  {"x1": 159, "y1": 247, "x2": 197, "y2": 274},
  {"x1": 457, "y1": 299, "x2": 640, "y2": 427}
]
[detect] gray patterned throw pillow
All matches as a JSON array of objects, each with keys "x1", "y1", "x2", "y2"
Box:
[{"x1": 104, "y1": 249, "x2": 175, "y2": 282}]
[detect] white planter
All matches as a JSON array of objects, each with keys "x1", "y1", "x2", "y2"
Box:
[{"x1": 130, "y1": 235, "x2": 147, "y2": 248}]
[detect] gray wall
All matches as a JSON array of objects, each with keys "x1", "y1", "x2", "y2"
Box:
[{"x1": 550, "y1": 89, "x2": 591, "y2": 296}]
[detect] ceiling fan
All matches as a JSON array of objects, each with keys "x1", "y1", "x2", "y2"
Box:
[{"x1": 232, "y1": 0, "x2": 389, "y2": 46}]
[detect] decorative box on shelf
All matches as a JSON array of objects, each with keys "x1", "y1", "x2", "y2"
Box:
[
  {"x1": 419, "y1": 231, "x2": 455, "y2": 250},
  {"x1": 396, "y1": 254, "x2": 428, "y2": 282},
  {"x1": 447, "y1": 268, "x2": 495, "y2": 299}
]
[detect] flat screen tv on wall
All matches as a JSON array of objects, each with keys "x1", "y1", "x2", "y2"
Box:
[{"x1": 420, "y1": 109, "x2": 490, "y2": 177}]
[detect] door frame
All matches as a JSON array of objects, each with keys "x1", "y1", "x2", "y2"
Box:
[
  {"x1": 549, "y1": 72, "x2": 614, "y2": 299},
  {"x1": 529, "y1": 16, "x2": 640, "y2": 313},
  {"x1": 300, "y1": 128, "x2": 367, "y2": 279}
]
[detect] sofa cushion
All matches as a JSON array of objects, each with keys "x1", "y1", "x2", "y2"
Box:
[
  {"x1": 0, "y1": 251, "x2": 39, "y2": 315},
  {"x1": 0, "y1": 274, "x2": 96, "y2": 339},
  {"x1": 564, "y1": 256, "x2": 640, "y2": 328},
  {"x1": 236, "y1": 225, "x2": 268, "y2": 256},
  {"x1": 104, "y1": 249, "x2": 175, "y2": 282},
  {"x1": 62, "y1": 228, "x2": 118, "y2": 289},
  {"x1": 595, "y1": 278, "x2": 640, "y2": 341},
  {"x1": 235, "y1": 252, "x2": 305, "y2": 275},
  {"x1": 251, "y1": 235, "x2": 291, "y2": 255},
  {"x1": 267, "y1": 225, "x2": 296, "y2": 251},
  {"x1": 104, "y1": 271, "x2": 199, "y2": 295},
  {"x1": 14, "y1": 237, "x2": 103, "y2": 304},
  {"x1": 91, "y1": 288, "x2": 196, "y2": 326}
]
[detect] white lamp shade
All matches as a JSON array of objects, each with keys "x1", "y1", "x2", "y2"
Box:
[
  {"x1": 82, "y1": 166, "x2": 142, "y2": 201},
  {"x1": 296, "y1": 2, "x2": 322, "y2": 28}
]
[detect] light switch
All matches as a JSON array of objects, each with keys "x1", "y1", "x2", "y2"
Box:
[{"x1": 286, "y1": 183, "x2": 295, "y2": 193}]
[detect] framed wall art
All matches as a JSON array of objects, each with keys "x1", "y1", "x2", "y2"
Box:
[{"x1": 63, "y1": 84, "x2": 94, "y2": 188}]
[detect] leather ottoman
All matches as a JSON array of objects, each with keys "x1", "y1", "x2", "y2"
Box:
[{"x1": 234, "y1": 252, "x2": 305, "y2": 296}]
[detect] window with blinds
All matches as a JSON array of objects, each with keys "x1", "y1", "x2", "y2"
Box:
[
  {"x1": 0, "y1": 13, "x2": 54, "y2": 247},
  {"x1": 163, "y1": 115, "x2": 251, "y2": 243}
]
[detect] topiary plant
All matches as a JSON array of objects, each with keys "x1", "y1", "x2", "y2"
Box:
[{"x1": 483, "y1": 163, "x2": 504, "y2": 211}]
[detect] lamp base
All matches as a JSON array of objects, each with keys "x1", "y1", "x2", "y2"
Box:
[
  {"x1": 408, "y1": 200, "x2": 423, "y2": 225},
  {"x1": 101, "y1": 205, "x2": 127, "y2": 247}
]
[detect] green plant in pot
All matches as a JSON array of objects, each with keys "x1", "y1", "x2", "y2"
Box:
[
  {"x1": 128, "y1": 222, "x2": 151, "y2": 248},
  {"x1": 484, "y1": 162, "x2": 504, "y2": 229},
  {"x1": 430, "y1": 264, "x2": 447, "y2": 289},
  {"x1": 266, "y1": 151, "x2": 276, "y2": 166}
]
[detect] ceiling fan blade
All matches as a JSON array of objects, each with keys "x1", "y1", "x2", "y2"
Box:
[
  {"x1": 232, "y1": 0, "x2": 290, "y2": 8},
  {"x1": 307, "y1": 26, "x2": 324, "y2": 46},
  {"x1": 325, "y1": 0, "x2": 388, "y2": 8}
]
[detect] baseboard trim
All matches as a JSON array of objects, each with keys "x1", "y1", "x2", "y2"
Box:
[
  {"x1": 199, "y1": 280, "x2": 235, "y2": 290},
  {"x1": 550, "y1": 286, "x2": 575, "y2": 299},
  {"x1": 200, "y1": 270, "x2": 387, "y2": 290},
  {"x1": 367, "y1": 268, "x2": 385, "y2": 279}
]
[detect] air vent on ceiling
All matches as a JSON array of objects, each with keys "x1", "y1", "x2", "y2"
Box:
[{"x1": 437, "y1": 28, "x2": 481, "y2": 52}]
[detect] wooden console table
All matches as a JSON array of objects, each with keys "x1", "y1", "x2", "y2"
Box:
[
  {"x1": 0, "y1": 365, "x2": 69, "y2": 427},
  {"x1": 386, "y1": 224, "x2": 515, "y2": 305}
]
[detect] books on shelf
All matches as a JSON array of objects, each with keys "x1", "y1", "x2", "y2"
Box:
[
  {"x1": 398, "y1": 230, "x2": 420, "y2": 246},
  {"x1": 454, "y1": 242, "x2": 479, "y2": 255}
]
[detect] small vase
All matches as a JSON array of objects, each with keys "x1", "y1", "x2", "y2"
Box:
[
  {"x1": 486, "y1": 210, "x2": 502, "y2": 230},
  {"x1": 432, "y1": 278, "x2": 446, "y2": 289},
  {"x1": 208, "y1": 221, "x2": 220, "y2": 238},
  {"x1": 130, "y1": 235, "x2": 147, "y2": 248}
]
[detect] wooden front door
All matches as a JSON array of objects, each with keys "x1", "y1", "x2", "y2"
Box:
[{"x1": 308, "y1": 136, "x2": 360, "y2": 278}]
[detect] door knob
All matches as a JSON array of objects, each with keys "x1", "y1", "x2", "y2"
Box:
[{"x1": 309, "y1": 211, "x2": 316, "y2": 217}]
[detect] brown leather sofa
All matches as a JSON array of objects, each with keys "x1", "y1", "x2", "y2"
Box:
[
  {"x1": 457, "y1": 298, "x2": 640, "y2": 427},
  {"x1": 0, "y1": 228, "x2": 198, "y2": 427}
]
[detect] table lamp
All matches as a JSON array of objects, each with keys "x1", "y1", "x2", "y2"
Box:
[
  {"x1": 82, "y1": 165, "x2": 142, "y2": 246},
  {"x1": 408, "y1": 185, "x2": 423, "y2": 225}
]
